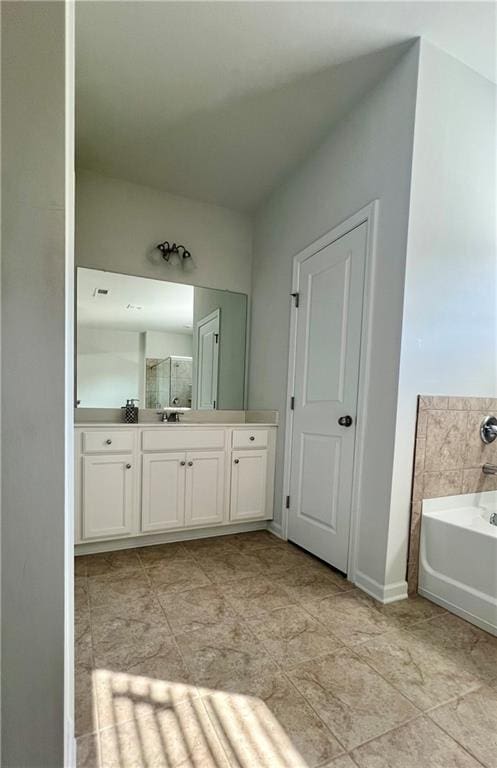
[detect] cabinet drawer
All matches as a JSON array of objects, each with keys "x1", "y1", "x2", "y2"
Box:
[
  {"x1": 142, "y1": 428, "x2": 225, "y2": 452},
  {"x1": 232, "y1": 429, "x2": 268, "y2": 449},
  {"x1": 81, "y1": 430, "x2": 134, "y2": 454}
]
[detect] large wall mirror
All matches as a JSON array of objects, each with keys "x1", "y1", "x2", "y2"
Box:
[{"x1": 76, "y1": 268, "x2": 248, "y2": 410}]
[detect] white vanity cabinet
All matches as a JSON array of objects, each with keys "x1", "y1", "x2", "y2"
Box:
[{"x1": 75, "y1": 423, "x2": 276, "y2": 548}]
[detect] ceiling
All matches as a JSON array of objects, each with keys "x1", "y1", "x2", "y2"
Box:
[
  {"x1": 76, "y1": 1, "x2": 496, "y2": 212},
  {"x1": 77, "y1": 268, "x2": 194, "y2": 333}
]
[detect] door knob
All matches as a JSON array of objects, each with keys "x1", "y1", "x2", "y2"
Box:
[
  {"x1": 249, "y1": 436, "x2": 255, "y2": 441},
  {"x1": 126, "y1": 463, "x2": 132, "y2": 469},
  {"x1": 106, "y1": 439, "x2": 112, "y2": 445},
  {"x1": 180, "y1": 461, "x2": 186, "y2": 466},
  {"x1": 234, "y1": 459, "x2": 239, "y2": 464},
  {"x1": 338, "y1": 415, "x2": 353, "y2": 427},
  {"x1": 188, "y1": 461, "x2": 193, "y2": 466}
]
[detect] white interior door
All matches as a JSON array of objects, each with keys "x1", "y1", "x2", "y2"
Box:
[
  {"x1": 196, "y1": 309, "x2": 220, "y2": 409},
  {"x1": 288, "y1": 222, "x2": 367, "y2": 572}
]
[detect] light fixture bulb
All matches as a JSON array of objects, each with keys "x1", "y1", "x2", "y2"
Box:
[{"x1": 182, "y1": 252, "x2": 195, "y2": 272}]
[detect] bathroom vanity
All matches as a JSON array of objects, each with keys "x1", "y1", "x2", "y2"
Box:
[{"x1": 74, "y1": 421, "x2": 276, "y2": 551}]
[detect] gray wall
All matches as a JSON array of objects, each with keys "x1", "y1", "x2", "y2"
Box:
[
  {"x1": 2, "y1": 3, "x2": 68, "y2": 765},
  {"x1": 387, "y1": 41, "x2": 497, "y2": 586},
  {"x1": 248, "y1": 44, "x2": 419, "y2": 591},
  {"x1": 76, "y1": 169, "x2": 253, "y2": 295}
]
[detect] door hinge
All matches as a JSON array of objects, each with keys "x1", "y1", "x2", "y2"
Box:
[
  {"x1": 213, "y1": 399, "x2": 216, "y2": 409},
  {"x1": 290, "y1": 292, "x2": 299, "y2": 308},
  {"x1": 290, "y1": 396, "x2": 295, "y2": 410},
  {"x1": 285, "y1": 495, "x2": 290, "y2": 509},
  {"x1": 214, "y1": 333, "x2": 219, "y2": 343}
]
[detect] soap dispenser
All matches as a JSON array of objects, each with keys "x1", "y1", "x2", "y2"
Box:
[{"x1": 122, "y1": 398, "x2": 139, "y2": 424}]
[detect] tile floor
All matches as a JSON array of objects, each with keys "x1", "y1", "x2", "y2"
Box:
[{"x1": 75, "y1": 531, "x2": 497, "y2": 768}]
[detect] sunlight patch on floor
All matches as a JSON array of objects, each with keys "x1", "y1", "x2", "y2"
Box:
[{"x1": 93, "y1": 668, "x2": 310, "y2": 768}]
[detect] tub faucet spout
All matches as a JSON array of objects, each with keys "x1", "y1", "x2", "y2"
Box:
[{"x1": 482, "y1": 463, "x2": 497, "y2": 475}]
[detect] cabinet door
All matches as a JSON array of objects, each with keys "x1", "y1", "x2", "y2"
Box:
[
  {"x1": 82, "y1": 455, "x2": 134, "y2": 539},
  {"x1": 230, "y1": 450, "x2": 268, "y2": 521},
  {"x1": 185, "y1": 451, "x2": 225, "y2": 527},
  {"x1": 141, "y1": 453, "x2": 186, "y2": 532}
]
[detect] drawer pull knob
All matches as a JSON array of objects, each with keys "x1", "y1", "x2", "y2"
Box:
[
  {"x1": 180, "y1": 461, "x2": 186, "y2": 466},
  {"x1": 249, "y1": 436, "x2": 255, "y2": 441},
  {"x1": 106, "y1": 439, "x2": 112, "y2": 445},
  {"x1": 234, "y1": 459, "x2": 239, "y2": 464},
  {"x1": 188, "y1": 461, "x2": 193, "y2": 466},
  {"x1": 126, "y1": 463, "x2": 132, "y2": 469}
]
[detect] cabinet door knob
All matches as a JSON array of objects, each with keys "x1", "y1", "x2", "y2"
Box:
[
  {"x1": 126, "y1": 463, "x2": 132, "y2": 469},
  {"x1": 180, "y1": 461, "x2": 186, "y2": 466},
  {"x1": 188, "y1": 461, "x2": 193, "y2": 466},
  {"x1": 234, "y1": 458, "x2": 239, "y2": 464},
  {"x1": 249, "y1": 436, "x2": 255, "y2": 441},
  {"x1": 106, "y1": 439, "x2": 112, "y2": 445}
]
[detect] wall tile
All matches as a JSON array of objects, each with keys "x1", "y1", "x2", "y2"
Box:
[
  {"x1": 462, "y1": 468, "x2": 497, "y2": 494},
  {"x1": 422, "y1": 470, "x2": 463, "y2": 499},
  {"x1": 414, "y1": 438, "x2": 426, "y2": 476},
  {"x1": 424, "y1": 410, "x2": 467, "y2": 471},
  {"x1": 419, "y1": 396, "x2": 448, "y2": 411}
]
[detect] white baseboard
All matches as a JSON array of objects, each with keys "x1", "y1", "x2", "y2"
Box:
[
  {"x1": 267, "y1": 520, "x2": 284, "y2": 539},
  {"x1": 75, "y1": 520, "x2": 269, "y2": 555},
  {"x1": 355, "y1": 570, "x2": 408, "y2": 604},
  {"x1": 65, "y1": 727, "x2": 76, "y2": 768}
]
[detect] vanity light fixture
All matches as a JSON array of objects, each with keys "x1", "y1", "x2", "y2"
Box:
[{"x1": 156, "y1": 241, "x2": 194, "y2": 270}]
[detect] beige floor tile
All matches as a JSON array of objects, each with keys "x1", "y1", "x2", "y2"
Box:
[
  {"x1": 136, "y1": 541, "x2": 190, "y2": 567},
  {"x1": 91, "y1": 580, "x2": 169, "y2": 634},
  {"x1": 248, "y1": 547, "x2": 312, "y2": 577},
  {"x1": 321, "y1": 756, "x2": 358, "y2": 768},
  {"x1": 76, "y1": 732, "x2": 99, "y2": 768},
  {"x1": 194, "y1": 551, "x2": 263, "y2": 583},
  {"x1": 75, "y1": 663, "x2": 99, "y2": 738},
  {"x1": 273, "y1": 567, "x2": 347, "y2": 603},
  {"x1": 75, "y1": 556, "x2": 88, "y2": 577},
  {"x1": 225, "y1": 529, "x2": 291, "y2": 553},
  {"x1": 92, "y1": 617, "x2": 190, "y2": 691},
  {"x1": 356, "y1": 626, "x2": 482, "y2": 710},
  {"x1": 429, "y1": 685, "x2": 497, "y2": 767},
  {"x1": 83, "y1": 550, "x2": 143, "y2": 578},
  {"x1": 409, "y1": 613, "x2": 497, "y2": 683},
  {"x1": 351, "y1": 715, "x2": 482, "y2": 767},
  {"x1": 88, "y1": 571, "x2": 152, "y2": 607},
  {"x1": 221, "y1": 575, "x2": 296, "y2": 618},
  {"x1": 99, "y1": 696, "x2": 230, "y2": 768},
  {"x1": 75, "y1": 576, "x2": 90, "y2": 614},
  {"x1": 159, "y1": 583, "x2": 238, "y2": 634},
  {"x1": 248, "y1": 605, "x2": 343, "y2": 668},
  {"x1": 381, "y1": 596, "x2": 446, "y2": 627},
  {"x1": 204, "y1": 674, "x2": 344, "y2": 768},
  {"x1": 94, "y1": 667, "x2": 198, "y2": 732},
  {"x1": 289, "y1": 647, "x2": 417, "y2": 750},
  {"x1": 147, "y1": 558, "x2": 211, "y2": 594},
  {"x1": 181, "y1": 535, "x2": 239, "y2": 556},
  {"x1": 302, "y1": 590, "x2": 398, "y2": 646},
  {"x1": 176, "y1": 619, "x2": 279, "y2": 696}
]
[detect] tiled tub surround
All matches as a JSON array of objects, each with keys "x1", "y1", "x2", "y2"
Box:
[
  {"x1": 75, "y1": 530, "x2": 497, "y2": 768},
  {"x1": 408, "y1": 396, "x2": 497, "y2": 594}
]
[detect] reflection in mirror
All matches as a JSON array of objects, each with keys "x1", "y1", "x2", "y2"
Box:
[{"x1": 76, "y1": 268, "x2": 247, "y2": 410}]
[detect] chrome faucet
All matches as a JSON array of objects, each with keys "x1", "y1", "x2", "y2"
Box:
[
  {"x1": 157, "y1": 410, "x2": 181, "y2": 423},
  {"x1": 482, "y1": 464, "x2": 497, "y2": 475}
]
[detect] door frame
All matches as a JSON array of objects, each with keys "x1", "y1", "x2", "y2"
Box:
[{"x1": 281, "y1": 201, "x2": 379, "y2": 583}]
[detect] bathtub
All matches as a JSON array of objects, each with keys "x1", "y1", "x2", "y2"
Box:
[{"x1": 419, "y1": 491, "x2": 497, "y2": 637}]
